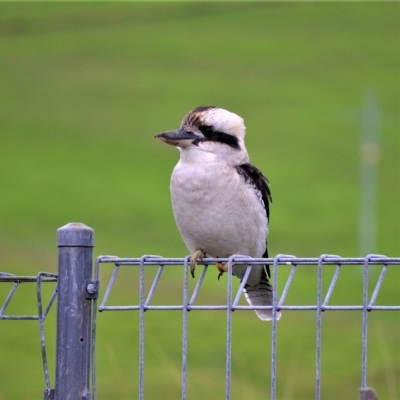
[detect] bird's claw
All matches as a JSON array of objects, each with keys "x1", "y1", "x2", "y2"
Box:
[
  {"x1": 216, "y1": 262, "x2": 229, "y2": 280},
  {"x1": 190, "y1": 249, "x2": 206, "y2": 278}
]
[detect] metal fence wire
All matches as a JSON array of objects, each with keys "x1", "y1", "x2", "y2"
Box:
[
  {"x1": 0, "y1": 271, "x2": 58, "y2": 394},
  {"x1": 94, "y1": 254, "x2": 399, "y2": 400},
  {"x1": 1, "y1": 223, "x2": 399, "y2": 400}
]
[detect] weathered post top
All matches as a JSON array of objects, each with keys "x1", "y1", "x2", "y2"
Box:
[{"x1": 57, "y1": 222, "x2": 95, "y2": 247}]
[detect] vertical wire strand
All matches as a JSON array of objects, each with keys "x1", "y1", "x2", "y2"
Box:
[
  {"x1": 139, "y1": 256, "x2": 146, "y2": 400},
  {"x1": 91, "y1": 257, "x2": 101, "y2": 400},
  {"x1": 361, "y1": 256, "x2": 368, "y2": 388},
  {"x1": 271, "y1": 255, "x2": 283, "y2": 400},
  {"x1": 181, "y1": 257, "x2": 189, "y2": 400},
  {"x1": 36, "y1": 273, "x2": 50, "y2": 390},
  {"x1": 362, "y1": 255, "x2": 372, "y2": 388},
  {"x1": 225, "y1": 256, "x2": 234, "y2": 400},
  {"x1": 362, "y1": 255, "x2": 385, "y2": 387},
  {"x1": 315, "y1": 256, "x2": 324, "y2": 400},
  {"x1": 316, "y1": 254, "x2": 339, "y2": 399}
]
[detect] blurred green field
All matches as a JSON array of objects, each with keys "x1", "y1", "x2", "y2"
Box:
[{"x1": 0, "y1": 3, "x2": 399, "y2": 400}]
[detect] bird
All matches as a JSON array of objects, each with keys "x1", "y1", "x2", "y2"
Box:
[{"x1": 155, "y1": 106, "x2": 281, "y2": 321}]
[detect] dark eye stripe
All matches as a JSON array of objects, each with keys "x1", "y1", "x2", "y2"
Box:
[{"x1": 203, "y1": 131, "x2": 240, "y2": 150}]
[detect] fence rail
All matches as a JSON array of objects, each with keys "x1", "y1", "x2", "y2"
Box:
[{"x1": 1, "y1": 223, "x2": 399, "y2": 400}]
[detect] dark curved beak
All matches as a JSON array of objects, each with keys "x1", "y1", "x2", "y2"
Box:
[{"x1": 154, "y1": 128, "x2": 200, "y2": 146}]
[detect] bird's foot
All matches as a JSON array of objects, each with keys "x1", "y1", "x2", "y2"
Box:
[
  {"x1": 216, "y1": 262, "x2": 229, "y2": 280},
  {"x1": 190, "y1": 249, "x2": 206, "y2": 278}
]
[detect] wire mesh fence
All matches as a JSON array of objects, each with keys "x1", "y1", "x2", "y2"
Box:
[
  {"x1": 1, "y1": 223, "x2": 399, "y2": 400},
  {"x1": 94, "y1": 254, "x2": 399, "y2": 400},
  {"x1": 0, "y1": 271, "x2": 58, "y2": 394}
]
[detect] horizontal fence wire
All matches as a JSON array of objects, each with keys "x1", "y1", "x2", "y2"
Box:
[
  {"x1": 92, "y1": 254, "x2": 400, "y2": 400},
  {"x1": 0, "y1": 272, "x2": 58, "y2": 320},
  {"x1": 0, "y1": 271, "x2": 58, "y2": 393}
]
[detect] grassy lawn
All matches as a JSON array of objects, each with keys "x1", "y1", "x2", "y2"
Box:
[{"x1": 0, "y1": 3, "x2": 399, "y2": 400}]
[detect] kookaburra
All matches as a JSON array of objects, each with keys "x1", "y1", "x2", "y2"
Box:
[{"x1": 155, "y1": 106, "x2": 281, "y2": 321}]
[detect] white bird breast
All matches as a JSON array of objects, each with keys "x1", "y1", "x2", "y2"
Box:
[{"x1": 170, "y1": 158, "x2": 268, "y2": 260}]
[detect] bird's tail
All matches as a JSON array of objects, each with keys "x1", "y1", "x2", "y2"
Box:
[{"x1": 243, "y1": 267, "x2": 282, "y2": 321}]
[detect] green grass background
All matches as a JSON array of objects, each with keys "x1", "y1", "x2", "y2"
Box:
[{"x1": 0, "y1": 3, "x2": 399, "y2": 400}]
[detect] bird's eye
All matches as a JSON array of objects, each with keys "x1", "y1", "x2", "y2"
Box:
[{"x1": 200, "y1": 125, "x2": 214, "y2": 135}]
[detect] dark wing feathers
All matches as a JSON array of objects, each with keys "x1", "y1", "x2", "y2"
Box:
[
  {"x1": 235, "y1": 162, "x2": 272, "y2": 277},
  {"x1": 235, "y1": 163, "x2": 272, "y2": 220}
]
